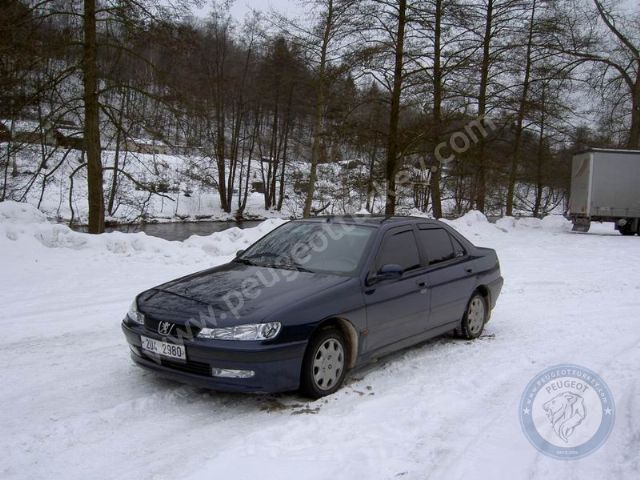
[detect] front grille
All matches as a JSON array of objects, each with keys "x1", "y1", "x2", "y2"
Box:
[
  {"x1": 143, "y1": 316, "x2": 202, "y2": 340},
  {"x1": 141, "y1": 352, "x2": 211, "y2": 376},
  {"x1": 160, "y1": 358, "x2": 212, "y2": 376}
]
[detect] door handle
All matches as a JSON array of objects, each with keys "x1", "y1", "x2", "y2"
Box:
[
  {"x1": 416, "y1": 280, "x2": 427, "y2": 287},
  {"x1": 465, "y1": 267, "x2": 474, "y2": 274}
]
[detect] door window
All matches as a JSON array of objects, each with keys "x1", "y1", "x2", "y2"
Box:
[
  {"x1": 376, "y1": 230, "x2": 421, "y2": 272},
  {"x1": 418, "y1": 228, "x2": 456, "y2": 265}
]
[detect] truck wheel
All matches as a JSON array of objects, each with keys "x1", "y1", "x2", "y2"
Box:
[{"x1": 620, "y1": 223, "x2": 635, "y2": 236}]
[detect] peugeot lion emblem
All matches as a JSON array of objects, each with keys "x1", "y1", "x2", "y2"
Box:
[{"x1": 158, "y1": 321, "x2": 174, "y2": 336}]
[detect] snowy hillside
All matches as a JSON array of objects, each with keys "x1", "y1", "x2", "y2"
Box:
[
  {"x1": 0, "y1": 202, "x2": 638, "y2": 479},
  {"x1": 3, "y1": 143, "x2": 564, "y2": 226},
  {"x1": 2, "y1": 144, "x2": 300, "y2": 223}
]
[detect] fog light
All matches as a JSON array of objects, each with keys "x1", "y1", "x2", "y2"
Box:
[
  {"x1": 211, "y1": 368, "x2": 255, "y2": 379},
  {"x1": 129, "y1": 345, "x2": 141, "y2": 356},
  {"x1": 617, "y1": 219, "x2": 628, "y2": 227}
]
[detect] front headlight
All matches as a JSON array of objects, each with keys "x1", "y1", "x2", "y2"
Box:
[
  {"x1": 127, "y1": 300, "x2": 144, "y2": 325},
  {"x1": 198, "y1": 322, "x2": 281, "y2": 341}
]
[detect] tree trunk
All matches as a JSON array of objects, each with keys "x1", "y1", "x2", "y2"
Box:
[
  {"x1": 266, "y1": 102, "x2": 279, "y2": 209},
  {"x1": 365, "y1": 141, "x2": 378, "y2": 212},
  {"x1": 533, "y1": 85, "x2": 546, "y2": 218},
  {"x1": 216, "y1": 119, "x2": 229, "y2": 212},
  {"x1": 628, "y1": 67, "x2": 640, "y2": 148},
  {"x1": 506, "y1": 0, "x2": 537, "y2": 217},
  {"x1": 83, "y1": 0, "x2": 105, "y2": 234},
  {"x1": 384, "y1": 0, "x2": 407, "y2": 216},
  {"x1": 277, "y1": 88, "x2": 294, "y2": 211},
  {"x1": 475, "y1": 0, "x2": 493, "y2": 213},
  {"x1": 429, "y1": 0, "x2": 443, "y2": 219},
  {"x1": 238, "y1": 111, "x2": 260, "y2": 216},
  {"x1": 107, "y1": 91, "x2": 127, "y2": 215},
  {"x1": 303, "y1": 0, "x2": 334, "y2": 218}
]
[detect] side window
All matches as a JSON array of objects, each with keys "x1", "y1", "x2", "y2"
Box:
[
  {"x1": 450, "y1": 236, "x2": 467, "y2": 258},
  {"x1": 376, "y1": 230, "x2": 421, "y2": 272},
  {"x1": 418, "y1": 228, "x2": 455, "y2": 265}
]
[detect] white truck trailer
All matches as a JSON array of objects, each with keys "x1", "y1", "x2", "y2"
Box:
[{"x1": 569, "y1": 148, "x2": 640, "y2": 235}]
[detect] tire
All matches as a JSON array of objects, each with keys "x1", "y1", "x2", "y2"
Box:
[
  {"x1": 300, "y1": 328, "x2": 348, "y2": 399},
  {"x1": 458, "y1": 293, "x2": 488, "y2": 340},
  {"x1": 620, "y1": 224, "x2": 635, "y2": 236}
]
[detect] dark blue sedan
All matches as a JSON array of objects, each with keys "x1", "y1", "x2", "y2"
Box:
[{"x1": 122, "y1": 216, "x2": 503, "y2": 397}]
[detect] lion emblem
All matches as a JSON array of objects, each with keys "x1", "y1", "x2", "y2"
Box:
[{"x1": 543, "y1": 392, "x2": 586, "y2": 443}]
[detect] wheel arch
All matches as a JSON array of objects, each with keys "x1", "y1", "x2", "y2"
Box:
[
  {"x1": 475, "y1": 284, "x2": 490, "y2": 303},
  {"x1": 313, "y1": 317, "x2": 359, "y2": 369}
]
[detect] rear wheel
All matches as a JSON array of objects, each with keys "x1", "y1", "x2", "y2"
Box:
[
  {"x1": 458, "y1": 293, "x2": 488, "y2": 340},
  {"x1": 620, "y1": 223, "x2": 635, "y2": 236},
  {"x1": 300, "y1": 328, "x2": 347, "y2": 398}
]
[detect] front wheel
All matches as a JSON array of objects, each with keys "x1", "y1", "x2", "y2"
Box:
[
  {"x1": 300, "y1": 328, "x2": 347, "y2": 398},
  {"x1": 458, "y1": 293, "x2": 488, "y2": 340}
]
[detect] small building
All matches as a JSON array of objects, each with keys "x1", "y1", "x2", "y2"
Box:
[
  {"x1": 53, "y1": 125, "x2": 84, "y2": 150},
  {"x1": 0, "y1": 119, "x2": 53, "y2": 145},
  {"x1": 0, "y1": 122, "x2": 10, "y2": 142},
  {"x1": 125, "y1": 138, "x2": 170, "y2": 155}
]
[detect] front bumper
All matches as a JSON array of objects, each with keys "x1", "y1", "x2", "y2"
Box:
[{"x1": 121, "y1": 321, "x2": 308, "y2": 393}]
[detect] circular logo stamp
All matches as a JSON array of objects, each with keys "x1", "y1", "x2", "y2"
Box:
[{"x1": 519, "y1": 364, "x2": 615, "y2": 460}]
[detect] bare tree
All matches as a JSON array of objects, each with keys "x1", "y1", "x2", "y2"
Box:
[
  {"x1": 505, "y1": 0, "x2": 538, "y2": 216},
  {"x1": 553, "y1": 0, "x2": 640, "y2": 148},
  {"x1": 282, "y1": 0, "x2": 360, "y2": 218}
]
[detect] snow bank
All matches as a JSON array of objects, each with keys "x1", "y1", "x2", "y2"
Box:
[
  {"x1": 0, "y1": 200, "x2": 48, "y2": 224},
  {"x1": 0, "y1": 201, "x2": 287, "y2": 264},
  {"x1": 0, "y1": 201, "x2": 575, "y2": 263},
  {"x1": 442, "y1": 210, "x2": 500, "y2": 240},
  {"x1": 495, "y1": 214, "x2": 572, "y2": 233}
]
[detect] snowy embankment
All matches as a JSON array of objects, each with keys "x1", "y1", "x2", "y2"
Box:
[
  {"x1": 3, "y1": 144, "x2": 294, "y2": 223},
  {"x1": 0, "y1": 202, "x2": 638, "y2": 480}
]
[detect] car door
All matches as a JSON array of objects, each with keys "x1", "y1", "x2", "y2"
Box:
[
  {"x1": 417, "y1": 225, "x2": 477, "y2": 330},
  {"x1": 363, "y1": 226, "x2": 430, "y2": 352}
]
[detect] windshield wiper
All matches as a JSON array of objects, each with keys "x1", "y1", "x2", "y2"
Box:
[
  {"x1": 234, "y1": 257, "x2": 257, "y2": 266},
  {"x1": 240, "y1": 253, "x2": 315, "y2": 273},
  {"x1": 257, "y1": 262, "x2": 315, "y2": 274},
  {"x1": 243, "y1": 252, "x2": 282, "y2": 260},
  {"x1": 286, "y1": 262, "x2": 315, "y2": 273}
]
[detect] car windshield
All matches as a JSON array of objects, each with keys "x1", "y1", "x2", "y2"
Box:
[{"x1": 238, "y1": 221, "x2": 375, "y2": 275}]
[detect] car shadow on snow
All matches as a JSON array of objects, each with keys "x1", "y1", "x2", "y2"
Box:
[{"x1": 132, "y1": 330, "x2": 497, "y2": 415}]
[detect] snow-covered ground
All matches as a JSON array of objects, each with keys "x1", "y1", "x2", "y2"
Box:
[{"x1": 0, "y1": 202, "x2": 638, "y2": 480}]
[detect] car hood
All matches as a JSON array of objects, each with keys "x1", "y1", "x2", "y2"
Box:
[{"x1": 138, "y1": 261, "x2": 350, "y2": 327}]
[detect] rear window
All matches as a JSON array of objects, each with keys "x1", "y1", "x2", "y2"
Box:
[{"x1": 417, "y1": 228, "x2": 455, "y2": 265}]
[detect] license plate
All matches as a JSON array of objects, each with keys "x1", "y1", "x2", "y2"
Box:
[{"x1": 140, "y1": 336, "x2": 187, "y2": 362}]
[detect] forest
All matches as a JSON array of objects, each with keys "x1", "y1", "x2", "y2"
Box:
[{"x1": 1, "y1": 0, "x2": 639, "y2": 232}]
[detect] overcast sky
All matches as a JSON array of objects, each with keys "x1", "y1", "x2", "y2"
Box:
[{"x1": 193, "y1": 0, "x2": 638, "y2": 23}]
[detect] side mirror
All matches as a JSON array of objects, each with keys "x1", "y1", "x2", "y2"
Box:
[
  {"x1": 235, "y1": 249, "x2": 246, "y2": 258},
  {"x1": 370, "y1": 264, "x2": 404, "y2": 284}
]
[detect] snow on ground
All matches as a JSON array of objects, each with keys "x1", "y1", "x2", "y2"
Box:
[{"x1": 0, "y1": 203, "x2": 638, "y2": 480}]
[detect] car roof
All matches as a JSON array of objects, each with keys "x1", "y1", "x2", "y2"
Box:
[{"x1": 293, "y1": 215, "x2": 442, "y2": 227}]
